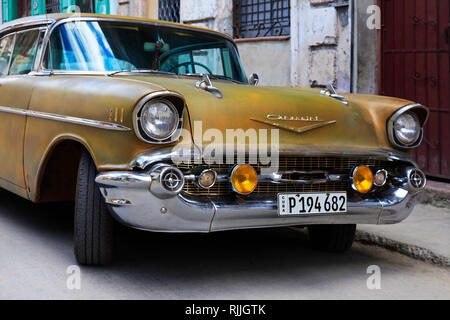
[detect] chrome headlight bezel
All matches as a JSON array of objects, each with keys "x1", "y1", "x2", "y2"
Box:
[
  {"x1": 387, "y1": 104, "x2": 428, "y2": 149},
  {"x1": 133, "y1": 91, "x2": 185, "y2": 144}
]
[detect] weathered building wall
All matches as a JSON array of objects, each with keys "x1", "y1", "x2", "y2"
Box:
[
  {"x1": 180, "y1": 0, "x2": 290, "y2": 86},
  {"x1": 237, "y1": 40, "x2": 291, "y2": 86},
  {"x1": 117, "y1": 0, "x2": 158, "y2": 19},
  {"x1": 180, "y1": 0, "x2": 233, "y2": 35},
  {"x1": 0, "y1": 0, "x2": 378, "y2": 94},
  {"x1": 355, "y1": 0, "x2": 378, "y2": 94},
  {"x1": 292, "y1": 0, "x2": 351, "y2": 91}
]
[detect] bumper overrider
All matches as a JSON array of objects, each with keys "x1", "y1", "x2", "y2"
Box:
[{"x1": 95, "y1": 151, "x2": 427, "y2": 233}]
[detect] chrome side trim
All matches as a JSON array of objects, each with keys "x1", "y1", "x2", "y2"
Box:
[{"x1": 0, "y1": 106, "x2": 131, "y2": 131}]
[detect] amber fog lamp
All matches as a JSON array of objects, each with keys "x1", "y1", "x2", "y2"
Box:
[
  {"x1": 231, "y1": 165, "x2": 258, "y2": 195},
  {"x1": 352, "y1": 166, "x2": 374, "y2": 193},
  {"x1": 198, "y1": 169, "x2": 217, "y2": 189}
]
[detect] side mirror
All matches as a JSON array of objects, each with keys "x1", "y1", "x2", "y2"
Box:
[{"x1": 249, "y1": 73, "x2": 259, "y2": 86}]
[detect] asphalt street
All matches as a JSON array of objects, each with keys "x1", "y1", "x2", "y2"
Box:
[{"x1": 0, "y1": 188, "x2": 449, "y2": 299}]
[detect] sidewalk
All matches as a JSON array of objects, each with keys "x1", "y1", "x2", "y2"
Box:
[
  {"x1": 357, "y1": 203, "x2": 450, "y2": 267},
  {"x1": 418, "y1": 180, "x2": 450, "y2": 208}
]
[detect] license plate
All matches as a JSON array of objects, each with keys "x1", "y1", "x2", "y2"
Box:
[{"x1": 278, "y1": 192, "x2": 347, "y2": 216}]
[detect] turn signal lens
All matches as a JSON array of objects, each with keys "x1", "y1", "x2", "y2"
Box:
[
  {"x1": 374, "y1": 169, "x2": 388, "y2": 187},
  {"x1": 352, "y1": 166, "x2": 374, "y2": 193},
  {"x1": 231, "y1": 165, "x2": 258, "y2": 195},
  {"x1": 198, "y1": 169, "x2": 217, "y2": 189}
]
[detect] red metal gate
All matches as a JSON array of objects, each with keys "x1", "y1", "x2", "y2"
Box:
[{"x1": 381, "y1": 0, "x2": 450, "y2": 179}]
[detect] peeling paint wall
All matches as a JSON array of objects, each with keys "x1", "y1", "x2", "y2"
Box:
[
  {"x1": 180, "y1": 0, "x2": 291, "y2": 86},
  {"x1": 180, "y1": 0, "x2": 233, "y2": 36},
  {"x1": 237, "y1": 40, "x2": 291, "y2": 86},
  {"x1": 117, "y1": 0, "x2": 158, "y2": 19},
  {"x1": 293, "y1": 0, "x2": 351, "y2": 91}
]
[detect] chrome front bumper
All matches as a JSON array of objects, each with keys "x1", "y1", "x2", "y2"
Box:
[{"x1": 95, "y1": 165, "x2": 424, "y2": 233}]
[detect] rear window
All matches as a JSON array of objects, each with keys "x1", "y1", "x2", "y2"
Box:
[
  {"x1": 0, "y1": 35, "x2": 14, "y2": 76},
  {"x1": 9, "y1": 30, "x2": 40, "y2": 75}
]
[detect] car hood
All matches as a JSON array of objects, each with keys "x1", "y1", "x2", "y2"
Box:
[{"x1": 123, "y1": 76, "x2": 414, "y2": 156}]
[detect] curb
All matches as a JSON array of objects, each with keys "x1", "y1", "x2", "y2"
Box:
[
  {"x1": 356, "y1": 230, "x2": 450, "y2": 268},
  {"x1": 418, "y1": 182, "x2": 450, "y2": 208}
]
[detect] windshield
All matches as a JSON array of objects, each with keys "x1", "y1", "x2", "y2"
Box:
[{"x1": 45, "y1": 20, "x2": 248, "y2": 83}]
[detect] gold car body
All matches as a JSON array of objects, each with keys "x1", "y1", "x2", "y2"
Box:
[{"x1": 0, "y1": 14, "x2": 428, "y2": 232}]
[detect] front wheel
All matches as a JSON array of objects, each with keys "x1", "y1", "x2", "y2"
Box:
[
  {"x1": 74, "y1": 151, "x2": 114, "y2": 265},
  {"x1": 307, "y1": 224, "x2": 356, "y2": 252}
]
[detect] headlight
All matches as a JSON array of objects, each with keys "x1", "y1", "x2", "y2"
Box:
[
  {"x1": 387, "y1": 104, "x2": 428, "y2": 149},
  {"x1": 139, "y1": 99, "x2": 178, "y2": 140},
  {"x1": 393, "y1": 112, "x2": 421, "y2": 146}
]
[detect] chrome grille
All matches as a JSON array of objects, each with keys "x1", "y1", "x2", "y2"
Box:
[
  {"x1": 184, "y1": 181, "x2": 351, "y2": 197},
  {"x1": 175, "y1": 156, "x2": 395, "y2": 197}
]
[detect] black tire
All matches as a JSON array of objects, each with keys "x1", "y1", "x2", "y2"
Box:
[
  {"x1": 307, "y1": 224, "x2": 356, "y2": 252},
  {"x1": 74, "y1": 151, "x2": 114, "y2": 265}
]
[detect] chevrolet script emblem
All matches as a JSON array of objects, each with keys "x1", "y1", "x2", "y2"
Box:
[
  {"x1": 266, "y1": 114, "x2": 322, "y2": 122},
  {"x1": 250, "y1": 116, "x2": 336, "y2": 134}
]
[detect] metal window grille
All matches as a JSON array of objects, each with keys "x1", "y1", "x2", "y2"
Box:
[
  {"x1": 79, "y1": 0, "x2": 95, "y2": 13},
  {"x1": 233, "y1": 0, "x2": 290, "y2": 39},
  {"x1": 18, "y1": 0, "x2": 31, "y2": 17},
  {"x1": 46, "y1": 0, "x2": 60, "y2": 13},
  {"x1": 158, "y1": 0, "x2": 180, "y2": 23}
]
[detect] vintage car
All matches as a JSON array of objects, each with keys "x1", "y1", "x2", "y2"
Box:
[{"x1": 0, "y1": 14, "x2": 428, "y2": 265}]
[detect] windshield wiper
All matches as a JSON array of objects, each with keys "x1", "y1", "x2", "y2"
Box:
[{"x1": 107, "y1": 69, "x2": 177, "y2": 77}]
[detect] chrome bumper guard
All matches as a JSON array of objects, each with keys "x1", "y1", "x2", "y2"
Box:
[{"x1": 95, "y1": 164, "x2": 425, "y2": 233}]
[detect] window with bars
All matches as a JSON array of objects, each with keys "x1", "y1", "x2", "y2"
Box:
[
  {"x1": 46, "y1": 0, "x2": 60, "y2": 13},
  {"x1": 17, "y1": 0, "x2": 31, "y2": 18},
  {"x1": 158, "y1": 0, "x2": 180, "y2": 23},
  {"x1": 233, "y1": 0, "x2": 290, "y2": 39}
]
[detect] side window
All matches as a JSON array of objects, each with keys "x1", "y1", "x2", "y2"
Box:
[
  {"x1": 0, "y1": 35, "x2": 14, "y2": 76},
  {"x1": 9, "y1": 30, "x2": 40, "y2": 75},
  {"x1": 32, "y1": 31, "x2": 46, "y2": 71}
]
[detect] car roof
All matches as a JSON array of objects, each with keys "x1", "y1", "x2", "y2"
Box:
[{"x1": 0, "y1": 13, "x2": 233, "y2": 41}]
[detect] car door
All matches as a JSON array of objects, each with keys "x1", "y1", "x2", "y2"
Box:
[{"x1": 0, "y1": 28, "x2": 43, "y2": 197}]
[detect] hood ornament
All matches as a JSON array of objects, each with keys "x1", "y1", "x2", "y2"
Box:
[
  {"x1": 320, "y1": 83, "x2": 349, "y2": 106},
  {"x1": 250, "y1": 118, "x2": 337, "y2": 134},
  {"x1": 195, "y1": 74, "x2": 223, "y2": 99}
]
